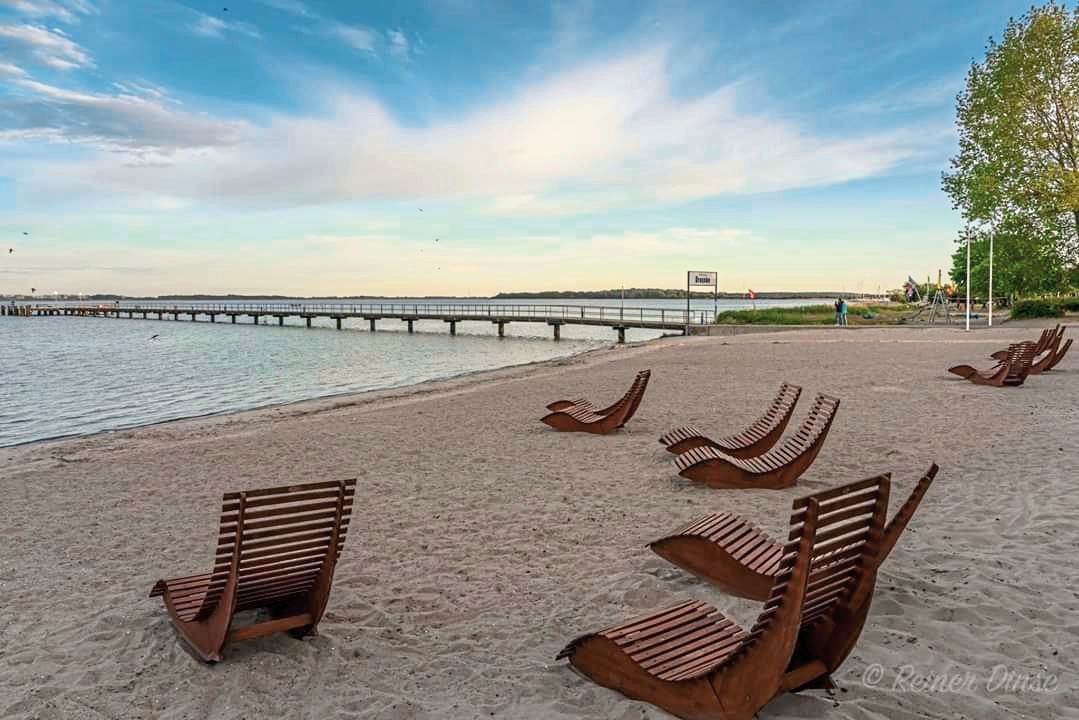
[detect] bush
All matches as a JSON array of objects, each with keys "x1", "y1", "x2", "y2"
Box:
[
  {"x1": 1010, "y1": 299, "x2": 1064, "y2": 319},
  {"x1": 1060, "y1": 296, "x2": 1079, "y2": 312}
]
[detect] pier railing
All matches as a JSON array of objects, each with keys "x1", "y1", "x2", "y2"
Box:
[{"x1": 52, "y1": 302, "x2": 702, "y2": 326}]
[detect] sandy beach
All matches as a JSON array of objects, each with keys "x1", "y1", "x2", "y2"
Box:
[{"x1": 1, "y1": 324, "x2": 1077, "y2": 720}]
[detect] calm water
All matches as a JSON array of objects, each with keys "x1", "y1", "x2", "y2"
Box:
[{"x1": 0, "y1": 297, "x2": 821, "y2": 447}]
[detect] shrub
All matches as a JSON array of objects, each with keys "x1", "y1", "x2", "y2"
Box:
[
  {"x1": 1060, "y1": 296, "x2": 1079, "y2": 312},
  {"x1": 1010, "y1": 299, "x2": 1063, "y2": 319}
]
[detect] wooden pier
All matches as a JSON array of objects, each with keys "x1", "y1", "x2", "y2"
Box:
[{"x1": 7, "y1": 301, "x2": 701, "y2": 342}]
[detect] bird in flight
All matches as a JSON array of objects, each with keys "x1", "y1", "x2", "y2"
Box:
[
  {"x1": 7, "y1": 248, "x2": 11, "y2": 254},
  {"x1": 22, "y1": 231, "x2": 28, "y2": 236},
  {"x1": 150, "y1": 334, "x2": 160, "y2": 340}
]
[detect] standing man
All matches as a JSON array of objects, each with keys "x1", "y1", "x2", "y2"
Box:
[{"x1": 839, "y1": 297, "x2": 849, "y2": 326}]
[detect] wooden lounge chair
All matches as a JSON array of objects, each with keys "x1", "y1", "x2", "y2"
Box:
[
  {"x1": 541, "y1": 370, "x2": 651, "y2": 434},
  {"x1": 991, "y1": 326, "x2": 1070, "y2": 374},
  {"x1": 673, "y1": 395, "x2": 839, "y2": 489},
  {"x1": 557, "y1": 475, "x2": 891, "y2": 720},
  {"x1": 948, "y1": 341, "x2": 1037, "y2": 386},
  {"x1": 546, "y1": 370, "x2": 651, "y2": 414},
  {"x1": 650, "y1": 464, "x2": 938, "y2": 601},
  {"x1": 658, "y1": 383, "x2": 802, "y2": 458},
  {"x1": 149, "y1": 478, "x2": 357, "y2": 662}
]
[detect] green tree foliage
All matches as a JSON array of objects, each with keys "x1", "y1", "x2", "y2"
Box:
[
  {"x1": 949, "y1": 216, "x2": 1068, "y2": 297},
  {"x1": 943, "y1": 2, "x2": 1079, "y2": 293}
]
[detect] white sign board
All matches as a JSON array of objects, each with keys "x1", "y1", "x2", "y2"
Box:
[{"x1": 688, "y1": 271, "x2": 717, "y2": 286}]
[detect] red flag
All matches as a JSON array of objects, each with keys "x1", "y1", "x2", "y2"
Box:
[{"x1": 747, "y1": 288, "x2": 756, "y2": 299}]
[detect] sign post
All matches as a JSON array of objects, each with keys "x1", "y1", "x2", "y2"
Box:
[{"x1": 687, "y1": 271, "x2": 718, "y2": 329}]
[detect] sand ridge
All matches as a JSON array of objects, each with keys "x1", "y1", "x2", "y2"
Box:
[{"x1": 0, "y1": 324, "x2": 1076, "y2": 719}]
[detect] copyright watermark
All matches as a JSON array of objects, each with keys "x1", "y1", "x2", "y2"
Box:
[{"x1": 860, "y1": 664, "x2": 1060, "y2": 694}]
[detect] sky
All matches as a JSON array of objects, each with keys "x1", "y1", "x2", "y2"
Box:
[{"x1": 0, "y1": 0, "x2": 1041, "y2": 296}]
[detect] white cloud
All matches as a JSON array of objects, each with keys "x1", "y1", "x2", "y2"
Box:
[
  {"x1": 0, "y1": 61, "x2": 28, "y2": 77},
  {"x1": 387, "y1": 29, "x2": 409, "y2": 59},
  {"x1": 14, "y1": 46, "x2": 933, "y2": 214},
  {"x1": 329, "y1": 23, "x2": 377, "y2": 54},
  {"x1": 3, "y1": 0, "x2": 97, "y2": 24},
  {"x1": 191, "y1": 12, "x2": 261, "y2": 40},
  {"x1": 0, "y1": 23, "x2": 92, "y2": 69},
  {"x1": 2, "y1": 75, "x2": 245, "y2": 152}
]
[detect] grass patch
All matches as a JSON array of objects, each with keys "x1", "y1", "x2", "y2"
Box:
[{"x1": 715, "y1": 303, "x2": 911, "y2": 325}]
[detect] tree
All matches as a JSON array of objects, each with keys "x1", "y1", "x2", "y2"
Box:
[
  {"x1": 943, "y1": 2, "x2": 1079, "y2": 292},
  {"x1": 949, "y1": 215, "x2": 1068, "y2": 297}
]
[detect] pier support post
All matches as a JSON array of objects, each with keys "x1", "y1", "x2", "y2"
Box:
[
  {"x1": 278, "y1": 316, "x2": 284, "y2": 326},
  {"x1": 190, "y1": 313, "x2": 197, "y2": 322},
  {"x1": 142, "y1": 312, "x2": 148, "y2": 319},
  {"x1": 209, "y1": 314, "x2": 216, "y2": 323},
  {"x1": 551, "y1": 322, "x2": 562, "y2": 341},
  {"x1": 157, "y1": 312, "x2": 163, "y2": 320},
  {"x1": 447, "y1": 320, "x2": 456, "y2": 336},
  {"x1": 252, "y1": 315, "x2": 258, "y2": 324},
  {"x1": 173, "y1": 312, "x2": 180, "y2": 321},
  {"x1": 406, "y1": 319, "x2": 414, "y2": 333},
  {"x1": 614, "y1": 326, "x2": 626, "y2": 344},
  {"x1": 369, "y1": 317, "x2": 376, "y2": 331},
  {"x1": 497, "y1": 321, "x2": 505, "y2": 337},
  {"x1": 306, "y1": 317, "x2": 312, "y2": 328},
  {"x1": 231, "y1": 314, "x2": 237, "y2": 324},
  {"x1": 335, "y1": 317, "x2": 342, "y2": 330}
]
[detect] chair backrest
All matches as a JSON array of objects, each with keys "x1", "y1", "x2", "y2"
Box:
[
  {"x1": 791, "y1": 475, "x2": 890, "y2": 629},
  {"x1": 742, "y1": 382, "x2": 802, "y2": 444},
  {"x1": 615, "y1": 370, "x2": 651, "y2": 425},
  {"x1": 776, "y1": 394, "x2": 839, "y2": 455},
  {"x1": 194, "y1": 479, "x2": 357, "y2": 619},
  {"x1": 588, "y1": 370, "x2": 650, "y2": 417},
  {"x1": 1004, "y1": 342, "x2": 1037, "y2": 382}
]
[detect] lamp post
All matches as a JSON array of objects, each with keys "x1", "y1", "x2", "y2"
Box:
[
  {"x1": 987, "y1": 231, "x2": 994, "y2": 327},
  {"x1": 965, "y1": 230, "x2": 972, "y2": 332}
]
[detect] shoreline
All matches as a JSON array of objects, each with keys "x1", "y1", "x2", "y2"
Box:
[{"x1": 0, "y1": 333, "x2": 669, "y2": 456}]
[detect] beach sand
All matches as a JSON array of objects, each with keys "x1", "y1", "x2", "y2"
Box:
[{"x1": 1, "y1": 324, "x2": 1077, "y2": 719}]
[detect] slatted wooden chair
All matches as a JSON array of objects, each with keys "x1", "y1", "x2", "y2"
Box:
[
  {"x1": 541, "y1": 370, "x2": 651, "y2": 434},
  {"x1": 658, "y1": 383, "x2": 802, "y2": 458},
  {"x1": 650, "y1": 464, "x2": 937, "y2": 601},
  {"x1": 673, "y1": 395, "x2": 839, "y2": 489},
  {"x1": 948, "y1": 341, "x2": 1037, "y2": 386},
  {"x1": 546, "y1": 370, "x2": 651, "y2": 414},
  {"x1": 557, "y1": 475, "x2": 891, "y2": 720},
  {"x1": 149, "y1": 478, "x2": 357, "y2": 662},
  {"x1": 992, "y1": 327, "x2": 1070, "y2": 374}
]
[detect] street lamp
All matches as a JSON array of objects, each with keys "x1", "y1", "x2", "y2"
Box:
[
  {"x1": 987, "y1": 231, "x2": 994, "y2": 327},
  {"x1": 965, "y1": 230, "x2": 971, "y2": 332}
]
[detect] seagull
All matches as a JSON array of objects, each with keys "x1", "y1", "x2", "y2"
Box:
[
  {"x1": 150, "y1": 334, "x2": 160, "y2": 340},
  {"x1": 434, "y1": 238, "x2": 439, "y2": 242},
  {"x1": 22, "y1": 231, "x2": 28, "y2": 236},
  {"x1": 31, "y1": 287, "x2": 36, "y2": 293},
  {"x1": 7, "y1": 248, "x2": 11, "y2": 254},
  {"x1": 418, "y1": 208, "x2": 423, "y2": 212}
]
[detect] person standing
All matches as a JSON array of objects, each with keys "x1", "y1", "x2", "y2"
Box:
[
  {"x1": 834, "y1": 298, "x2": 842, "y2": 326},
  {"x1": 839, "y1": 297, "x2": 849, "y2": 326}
]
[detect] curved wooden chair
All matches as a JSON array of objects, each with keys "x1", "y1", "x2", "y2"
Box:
[
  {"x1": 650, "y1": 464, "x2": 938, "y2": 601},
  {"x1": 991, "y1": 326, "x2": 1065, "y2": 374},
  {"x1": 149, "y1": 478, "x2": 356, "y2": 662},
  {"x1": 949, "y1": 341, "x2": 1036, "y2": 386},
  {"x1": 673, "y1": 395, "x2": 839, "y2": 489},
  {"x1": 541, "y1": 370, "x2": 651, "y2": 434},
  {"x1": 557, "y1": 475, "x2": 891, "y2": 720},
  {"x1": 546, "y1": 370, "x2": 651, "y2": 414},
  {"x1": 658, "y1": 383, "x2": 802, "y2": 457}
]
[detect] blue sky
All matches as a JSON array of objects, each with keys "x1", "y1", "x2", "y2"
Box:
[{"x1": 0, "y1": 0, "x2": 1037, "y2": 296}]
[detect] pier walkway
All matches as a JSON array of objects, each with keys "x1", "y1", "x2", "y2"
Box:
[{"x1": 5, "y1": 301, "x2": 703, "y2": 342}]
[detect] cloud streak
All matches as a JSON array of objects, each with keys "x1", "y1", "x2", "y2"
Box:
[
  {"x1": 4, "y1": 0, "x2": 96, "y2": 24},
  {"x1": 0, "y1": 23, "x2": 92, "y2": 69}
]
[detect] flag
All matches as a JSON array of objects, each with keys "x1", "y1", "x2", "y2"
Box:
[{"x1": 747, "y1": 288, "x2": 756, "y2": 299}]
